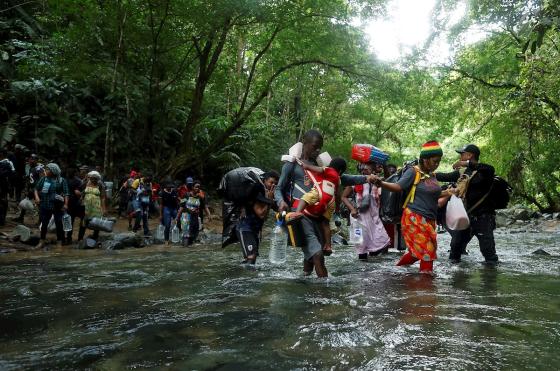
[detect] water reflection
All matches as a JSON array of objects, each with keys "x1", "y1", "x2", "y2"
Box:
[
  {"x1": 399, "y1": 274, "x2": 437, "y2": 324},
  {"x1": 0, "y1": 230, "x2": 559, "y2": 369}
]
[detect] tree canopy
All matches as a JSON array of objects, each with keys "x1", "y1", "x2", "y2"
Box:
[{"x1": 1, "y1": 0, "x2": 559, "y2": 211}]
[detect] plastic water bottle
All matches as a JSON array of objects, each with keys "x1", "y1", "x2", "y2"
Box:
[
  {"x1": 62, "y1": 212, "x2": 72, "y2": 232},
  {"x1": 348, "y1": 216, "x2": 363, "y2": 245},
  {"x1": 171, "y1": 222, "x2": 180, "y2": 243},
  {"x1": 156, "y1": 223, "x2": 165, "y2": 241},
  {"x1": 269, "y1": 216, "x2": 288, "y2": 264}
]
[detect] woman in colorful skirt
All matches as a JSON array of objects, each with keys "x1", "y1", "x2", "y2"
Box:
[
  {"x1": 342, "y1": 162, "x2": 390, "y2": 261},
  {"x1": 373, "y1": 141, "x2": 453, "y2": 273}
]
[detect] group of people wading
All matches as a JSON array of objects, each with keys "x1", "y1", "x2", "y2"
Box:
[{"x1": 222, "y1": 129, "x2": 500, "y2": 277}]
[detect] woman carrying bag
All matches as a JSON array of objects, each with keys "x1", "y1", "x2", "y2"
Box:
[
  {"x1": 372, "y1": 141, "x2": 455, "y2": 273},
  {"x1": 78, "y1": 171, "x2": 106, "y2": 241},
  {"x1": 342, "y1": 162, "x2": 390, "y2": 261}
]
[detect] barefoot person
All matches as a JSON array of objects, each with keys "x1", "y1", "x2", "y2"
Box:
[
  {"x1": 275, "y1": 130, "x2": 376, "y2": 277},
  {"x1": 294, "y1": 157, "x2": 347, "y2": 257}
]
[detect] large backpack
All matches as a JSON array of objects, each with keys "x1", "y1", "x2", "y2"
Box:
[
  {"x1": 218, "y1": 167, "x2": 265, "y2": 248},
  {"x1": 217, "y1": 167, "x2": 265, "y2": 205},
  {"x1": 468, "y1": 176, "x2": 512, "y2": 212},
  {"x1": 490, "y1": 176, "x2": 512, "y2": 209},
  {"x1": 379, "y1": 160, "x2": 418, "y2": 224}
]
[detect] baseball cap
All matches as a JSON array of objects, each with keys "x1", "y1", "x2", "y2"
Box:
[
  {"x1": 186, "y1": 177, "x2": 194, "y2": 184},
  {"x1": 455, "y1": 144, "x2": 480, "y2": 157},
  {"x1": 255, "y1": 192, "x2": 275, "y2": 206}
]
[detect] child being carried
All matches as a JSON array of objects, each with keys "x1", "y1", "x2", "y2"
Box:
[{"x1": 294, "y1": 157, "x2": 347, "y2": 256}]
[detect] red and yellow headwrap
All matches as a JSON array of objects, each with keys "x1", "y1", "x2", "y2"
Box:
[{"x1": 420, "y1": 140, "x2": 443, "y2": 159}]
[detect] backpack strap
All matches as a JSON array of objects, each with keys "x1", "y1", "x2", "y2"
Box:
[
  {"x1": 457, "y1": 169, "x2": 478, "y2": 199},
  {"x1": 402, "y1": 166, "x2": 423, "y2": 209},
  {"x1": 467, "y1": 179, "x2": 494, "y2": 214}
]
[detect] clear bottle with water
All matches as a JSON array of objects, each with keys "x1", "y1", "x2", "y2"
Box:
[
  {"x1": 156, "y1": 223, "x2": 165, "y2": 241},
  {"x1": 171, "y1": 221, "x2": 180, "y2": 243},
  {"x1": 348, "y1": 216, "x2": 363, "y2": 245},
  {"x1": 269, "y1": 217, "x2": 288, "y2": 264},
  {"x1": 62, "y1": 212, "x2": 72, "y2": 232}
]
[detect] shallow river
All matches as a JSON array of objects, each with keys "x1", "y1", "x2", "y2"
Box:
[{"x1": 1, "y1": 229, "x2": 559, "y2": 370}]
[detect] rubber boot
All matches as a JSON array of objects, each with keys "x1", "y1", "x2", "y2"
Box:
[
  {"x1": 358, "y1": 253, "x2": 368, "y2": 261},
  {"x1": 419, "y1": 260, "x2": 433, "y2": 273},
  {"x1": 397, "y1": 251, "x2": 417, "y2": 266}
]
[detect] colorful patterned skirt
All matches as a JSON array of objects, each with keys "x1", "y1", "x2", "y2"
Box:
[{"x1": 401, "y1": 207, "x2": 437, "y2": 262}]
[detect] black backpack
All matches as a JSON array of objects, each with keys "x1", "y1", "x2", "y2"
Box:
[
  {"x1": 380, "y1": 160, "x2": 418, "y2": 224},
  {"x1": 217, "y1": 167, "x2": 265, "y2": 206},
  {"x1": 490, "y1": 176, "x2": 512, "y2": 210},
  {"x1": 218, "y1": 167, "x2": 265, "y2": 248}
]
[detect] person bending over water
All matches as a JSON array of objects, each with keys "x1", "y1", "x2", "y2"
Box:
[{"x1": 236, "y1": 171, "x2": 279, "y2": 265}]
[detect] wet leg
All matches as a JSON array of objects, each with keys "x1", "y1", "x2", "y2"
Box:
[
  {"x1": 312, "y1": 251, "x2": 328, "y2": 278},
  {"x1": 303, "y1": 259, "x2": 313, "y2": 276},
  {"x1": 449, "y1": 228, "x2": 471, "y2": 263},
  {"x1": 473, "y1": 215, "x2": 498, "y2": 263}
]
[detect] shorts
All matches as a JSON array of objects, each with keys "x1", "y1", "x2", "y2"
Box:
[
  {"x1": 236, "y1": 228, "x2": 259, "y2": 258},
  {"x1": 300, "y1": 216, "x2": 324, "y2": 261}
]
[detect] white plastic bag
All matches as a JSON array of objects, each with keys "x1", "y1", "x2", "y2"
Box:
[
  {"x1": 316, "y1": 152, "x2": 332, "y2": 167},
  {"x1": 47, "y1": 216, "x2": 56, "y2": 232},
  {"x1": 446, "y1": 195, "x2": 470, "y2": 230},
  {"x1": 281, "y1": 142, "x2": 303, "y2": 162},
  {"x1": 348, "y1": 216, "x2": 364, "y2": 245}
]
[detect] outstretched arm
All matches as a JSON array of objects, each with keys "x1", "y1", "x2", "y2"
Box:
[{"x1": 341, "y1": 186, "x2": 358, "y2": 218}]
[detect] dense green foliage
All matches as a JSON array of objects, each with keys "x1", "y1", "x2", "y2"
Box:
[{"x1": 1, "y1": 0, "x2": 559, "y2": 211}]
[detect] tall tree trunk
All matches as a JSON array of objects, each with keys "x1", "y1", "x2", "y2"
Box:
[{"x1": 104, "y1": 2, "x2": 127, "y2": 180}]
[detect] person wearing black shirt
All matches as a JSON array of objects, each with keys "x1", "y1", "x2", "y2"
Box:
[
  {"x1": 159, "y1": 182, "x2": 179, "y2": 244},
  {"x1": 436, "y1": 144, "x2": 499, "y2": 265},
  {"x1": 65, "y1": 166, "x2": 88, "y2": 244}
]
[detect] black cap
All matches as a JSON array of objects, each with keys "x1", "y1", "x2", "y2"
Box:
[
  {"x1": 255, "y1": 192, "x2": 275, "y2": 206},
  {"x1": 455, "y1": 144, "x2": 480, "y2": 157}
]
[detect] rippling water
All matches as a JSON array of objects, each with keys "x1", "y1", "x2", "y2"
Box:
[{"x1": 1, "y1": 229, "x2": 559, "y2": 369}]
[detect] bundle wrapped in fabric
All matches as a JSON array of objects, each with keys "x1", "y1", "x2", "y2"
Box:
[
  {"x1": 87, "y1": 217, "x2": 115, "y2": 232},
  {"x1": 217, "y1": 167, "x2": 265, "y2": 205},
  {"x1": 351, "y1": 144, "x2": 390, "y2": 164},
  {"x1": 281, "y1": 142, "x2": 303, "y2": 162}
]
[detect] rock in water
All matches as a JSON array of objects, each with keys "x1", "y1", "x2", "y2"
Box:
[
  {"x1": 495, "y1": 214, "x2": 513, "y2": 228},
  {"x1": 102, "y1": 232, "x2": 144, "y2": 250},
  {"x1": 532, "y1": 248, "x2": 551, "y2": 256},
  {"x1": 331, "y1": 233, "x2": 348, "y2": 246},
  {"x1": 76, "y1": 238, "x2": 98, "y2": 249},
  {"x1": 513, "y1": 208, "x2": 531, "y2": 221}
]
